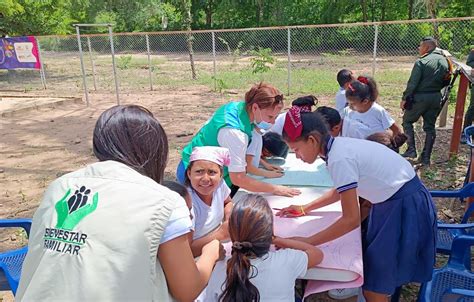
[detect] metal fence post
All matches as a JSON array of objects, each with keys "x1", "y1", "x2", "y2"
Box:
[
  {"x1": 372, "y1": 24, "x2": 379, "y2": 77},
  {"x1": 212, "y1": 31, "x2": 217, "y2": 91},
  {"x1": 145, "y1": 34, "x2": 153, "y2": 91},
  {"x1": 75, "y1": 26, "x2": 89, "y2": 106},
  {"x1": 108, "y1": 25, "x2": 120, "y2": 105},
  {"x1": 287, "y1": 28, "x2": 291, "y2": 96},
  {"x1": 87, "y1": 37, "x2": 97, "y2": 91},
  {"x1": 36, "y1": 39, "x2": 47, "y2": 89}
]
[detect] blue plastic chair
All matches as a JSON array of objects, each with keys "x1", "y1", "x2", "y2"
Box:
[
  {"x1": 418, "y1": 235, "x2": 474, "y2": 302},
  {"x1": 0, "y1": 219, "x2": 31, "y2": 295},
  {"x1": 430, "y1": 183, "x2": 474, "y2": 256}
]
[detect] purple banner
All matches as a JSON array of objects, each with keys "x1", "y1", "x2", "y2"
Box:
[{"x1": 0, "y1": 36, "x2": 41, "y2": 70}]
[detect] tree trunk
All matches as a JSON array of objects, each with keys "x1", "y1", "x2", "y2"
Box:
[
  {"x1": 425, "y1": 0, "x2": 439, "y2": 40},
  {"x1": 381, "y1": 0, "x2": 386, "y2": 21},
  {"x1": 206, "y1": 0, "x2": 213, "y2": 28},
  {"x1": 361, "y1": 0, "x2": 368, "y2": 22},
  {"x1": 408, "y1": 0, "x2": 414, "y2": 19},
  {"x1": 182, "y1": 0, "x2": 196, "y2": 79}
]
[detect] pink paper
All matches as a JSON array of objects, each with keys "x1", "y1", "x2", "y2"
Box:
[{"x1": 240, "y1": 186, "x2": 364, "y2": 295}]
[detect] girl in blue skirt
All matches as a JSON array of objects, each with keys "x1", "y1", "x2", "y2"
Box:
[{"x1": 277, "y1": 106, "x2": 437, "y2": 302}]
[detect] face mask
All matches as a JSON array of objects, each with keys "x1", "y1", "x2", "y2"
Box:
[{"x1": 254, "y1": 107, "x2": 273, "y2": 131}]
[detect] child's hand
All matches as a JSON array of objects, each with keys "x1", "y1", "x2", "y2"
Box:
[
  {"x1": 276, "y1": 205, "x2": 306, "y2": 217},
  {"x1": 266, "y1": 164, "x2": 284, "y2": 172},
  {"x1": 273, "y1": 185, "x2": 301, "y2": 197},
  {"x1": 264, "y1": 170, "x2": 284, "y2": 178}
]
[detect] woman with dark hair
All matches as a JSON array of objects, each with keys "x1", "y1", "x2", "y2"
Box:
[
  {"x1": 200, "y1": 194, "x2": 323, "y2": 302},
  {"x1": 177, "y1": 82, "x2": 300, "y2": 198},
  {"x1": 17, "y1": 105, "x2": 223, "y2": 301},
  {"x1": 277, "y1": 107, "x2": 437, "y2": 302}
]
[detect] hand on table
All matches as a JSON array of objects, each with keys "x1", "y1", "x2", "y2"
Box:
[
  {"x1": 273, "y1": 185, "x2": 301, "y2": 197},
  {"x1": 263, "y1": 170, "x2": 284, "y2": 178},
  {"x1": 276, "y1": 204, "x2": 306, "y2": 217},
  {"x1": 264, "y1": 163, "x2": 284, "y2": 172}
]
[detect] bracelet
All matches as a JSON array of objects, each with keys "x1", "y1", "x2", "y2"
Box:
[{"x1": 300, "y1": 205, "x2": 305, "y2": 215}]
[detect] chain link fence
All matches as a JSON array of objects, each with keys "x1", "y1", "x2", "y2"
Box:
[{"x1": 0, "y1": 17, "x2": 472, "y2": 102}]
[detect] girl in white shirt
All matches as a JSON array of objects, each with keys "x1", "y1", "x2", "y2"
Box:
[
  {"x1": 202, "y1": 194, "x2": 323, "y2": 302},
  {"x1": 343, "y1": 76, "x2": 402, "y2": 138},
  {"x1": 278, "y1": 108, "x2": 436, "y2": 302},
  {"x1": 185, "y1": 146, "x2": 234, "y2": 257}
]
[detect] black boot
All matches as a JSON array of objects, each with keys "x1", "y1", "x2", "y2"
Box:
[
  {"x1": 402, "y1": 127, "x2": 417, "y2": 158},
  {"x1": 419, "y1": 132, "x2": 436, "y2": 166}
]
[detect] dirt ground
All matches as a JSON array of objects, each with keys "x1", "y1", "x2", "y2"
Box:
[{"x1": 0, "y1": 86, "x2": 472, "y2": 301}]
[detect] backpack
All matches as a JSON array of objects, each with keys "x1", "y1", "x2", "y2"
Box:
[{"x1": 438, "y1": 48, "x2": 455, "y2": 87}]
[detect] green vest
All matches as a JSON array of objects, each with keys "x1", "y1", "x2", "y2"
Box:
[{"x1": 182, "y1": 101, "x2": 254, "y2": 187}]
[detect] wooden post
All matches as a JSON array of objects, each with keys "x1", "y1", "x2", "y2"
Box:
[{"x1": 449, "y1": 73, "x2": 469, "y2": 157}]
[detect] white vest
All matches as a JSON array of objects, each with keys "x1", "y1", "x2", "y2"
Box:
[{"x1": 16, "y1": 160, "x2": 178, "y2": 301}]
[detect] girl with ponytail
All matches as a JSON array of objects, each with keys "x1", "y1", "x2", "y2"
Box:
[{"x1": 200, "y1": 194, "x2": 323, "y2": 302}]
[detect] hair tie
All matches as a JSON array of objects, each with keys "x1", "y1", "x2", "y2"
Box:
[
  {"x1": 348, "y1": 83, "x2": 356, "y2": 92},
  {"x1": 357, "y1": 76, "x2": 369, "y2": 85},
  {"x1": 232, "y1": 241, "x2": 253, "y2": 251},
  {"x1": 283, "y1": 105, "x2": 311, "y2": 141}
]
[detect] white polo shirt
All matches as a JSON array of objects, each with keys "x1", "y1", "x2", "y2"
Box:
[
  {"x1": 326, "y1": 137, "x2": 415, "y2": 203},
  {"x1": 342, "y1": 102, "x2": 395, "y2": 137},
  {"x1": 269, "y1": 112, "x2": 286, "y2": 136}
]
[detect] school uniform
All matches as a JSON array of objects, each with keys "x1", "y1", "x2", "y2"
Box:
[
  {"x1": 335, "y1": 87, "x2": 348, "y2": 114},
  {"x1": 342, "y1": 102, "x2": 395, "y2": 137},
  {"x1": 190, "y1": 180, "x2": 231, "y2": 239},
  {"x1": 199, "y1": 248, "x2": 308, "y2": 302},
  {"x1": 323, "y1": 136, "x2": 437, "y2": 295}
]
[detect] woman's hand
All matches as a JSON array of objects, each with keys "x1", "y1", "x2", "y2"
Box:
[
  {"x1": 276, "y1": 204, "x2": 307, "y2": 217},
  {"x1": 273, "y1": 185, "x2": 301, "y2": 197}
]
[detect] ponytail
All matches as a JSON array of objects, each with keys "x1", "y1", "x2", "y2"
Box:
[
  {"x1": 220, "y1": 247, "x2": 259, "y2": 302},
  {"x1": 219, "y1": 194, "x2": 273, "y2": 302}
]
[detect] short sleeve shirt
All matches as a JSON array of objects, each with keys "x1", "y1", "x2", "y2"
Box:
[
  {"x1": 217, "y1": 128, "x2": 249, "y2": 173},
  {"x1": 190, "y1": 181, "x2": 231, "y2": 239},
  {"x1": 327, "y1": 137, "x2": 415, "y2": 203},
  {"x1": 342, "y1": 103, "x2": 395, "y2": 137},
  {"x1": 246, "y1": 129, "x2": 263, "y2": 167}
]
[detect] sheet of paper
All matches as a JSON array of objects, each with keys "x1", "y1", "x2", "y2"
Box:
[{"x1": 254, "y1": 155, "x2": 334, "y2": 187}]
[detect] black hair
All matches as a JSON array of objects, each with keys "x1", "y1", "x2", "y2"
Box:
[
  {"x1": 262, "y1": 132, "x2": 289, "y2": 158},
  {"x1": 336, "y1": 69, "x2": 353, "y2": 87},
  {"x1": 291, "y1": 95, "x2": 318, "y2": 108},
  {"x1": 366, "y1": 132, "x2": 407, "y2": 153},
  {"x1": 162, "y1": 180, "x2": 188, "y2": 199},
  {"x1": 345, "y1": 76, "x2": 379, "y2": 103},
  {"x1": 315, "y1": 106, "x2": 341, "y2": 129},
  {"x1": 93, "y1": 105, "x2": 168, "y2": 184},
  {"x1": 282, "y1": 111, "x2": 330, "y2": 147}
]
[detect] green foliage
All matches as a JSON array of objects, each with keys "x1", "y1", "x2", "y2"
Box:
[
  {"x1": 218, "y1": 37, "x2": 245, "y2": 63},
  {"x1": 211, "y1": 76, "x2": 228, "y2": 93},
  {"x1": 250, "y1": 47, "x2": 275, "y2": 74},
  {"x1": 117, "y1": 55, "x2": 132, "y2": 70}
]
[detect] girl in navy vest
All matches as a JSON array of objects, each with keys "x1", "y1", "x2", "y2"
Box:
[{"x1": 277, "y1": 107, "x2": 436, "y2": 302}]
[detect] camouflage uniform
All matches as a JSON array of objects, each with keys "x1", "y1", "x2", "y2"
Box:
[
  {"x1": 402, "y1": 48, "x2": 449, "y2": 164},
  {"x1": 462, "y1": 49, "x2": 474, "y2": 135}
]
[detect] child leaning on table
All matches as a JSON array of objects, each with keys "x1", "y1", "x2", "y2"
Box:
[{"x1": 200, "y1": 194, "x2": 323, "y2": 302}]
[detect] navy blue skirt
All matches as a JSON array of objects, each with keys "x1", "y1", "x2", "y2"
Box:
[{"x1": 362, "y1": 175, "x2": 437, "y2": 295}]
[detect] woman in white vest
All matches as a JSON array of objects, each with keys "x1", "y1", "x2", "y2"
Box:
[{"x1": 16, "y1": 105, "x2": 224, "y2": 301}]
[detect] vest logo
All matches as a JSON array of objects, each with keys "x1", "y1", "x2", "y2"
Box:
[{"x1": 43, "y1": 186, "x2": 98, "y2": 255}]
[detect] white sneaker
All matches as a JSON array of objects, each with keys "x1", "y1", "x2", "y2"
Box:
[{"x1": 328, "y1": 287, "x2": 360, "y2": 300}]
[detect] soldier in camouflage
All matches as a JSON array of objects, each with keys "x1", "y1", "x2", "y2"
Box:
[{"x1": 400, "y1": 37, "x2": 450, "y2": 165}]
